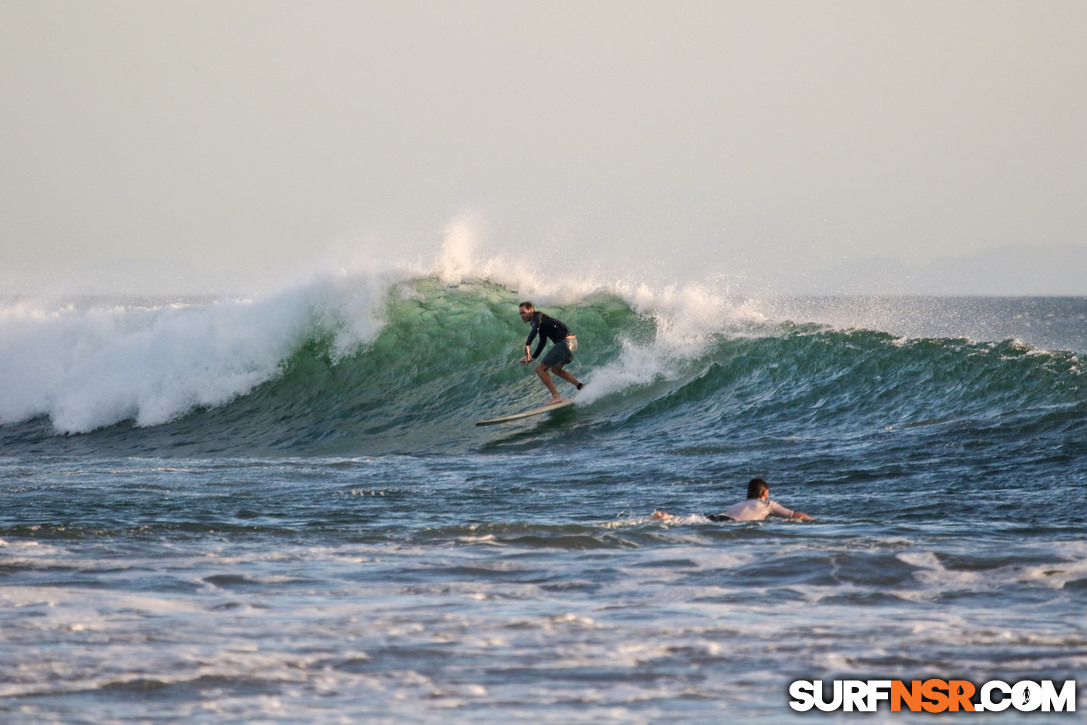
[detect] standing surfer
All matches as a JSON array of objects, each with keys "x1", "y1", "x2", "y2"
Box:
[{"x1": 518, "y1": 301, "x2": 584, "y2": 404}]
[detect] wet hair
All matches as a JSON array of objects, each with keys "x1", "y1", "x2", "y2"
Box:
[
  {"x1": 518, "y1": 301, "x2": 535, "y2": 312},
  {"x1": 746, "y1": 477, "x2": 770, "y2": 499}
]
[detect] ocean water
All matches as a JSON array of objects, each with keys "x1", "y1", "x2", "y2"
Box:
[{"x1": 2, "y1": 266, "x2": 1085, "y2": 722}]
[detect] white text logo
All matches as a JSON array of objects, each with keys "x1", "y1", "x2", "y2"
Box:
[{"x1": 789, "y1": 679, "x2": 1076, "y2": 713}]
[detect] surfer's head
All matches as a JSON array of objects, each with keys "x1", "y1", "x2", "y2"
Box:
[
  {"x1": 746, "y1": 477, "x2": 770, "y2": 500},
  {"x1": 518, "y1": 301, "x2": 535, "y2": 322}
]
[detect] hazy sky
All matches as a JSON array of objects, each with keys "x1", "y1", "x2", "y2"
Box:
[{"x1": 3, "y1": 0, "x2": 1086, "y2": 295}]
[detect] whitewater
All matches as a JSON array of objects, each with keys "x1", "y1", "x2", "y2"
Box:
[{"x1": 2, "y1": 243, "x2": 1085, "y2": 722}]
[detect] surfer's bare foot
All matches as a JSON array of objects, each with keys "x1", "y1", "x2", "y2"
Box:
[{"x1": 548, "y1": 396, "x2": 564, "y2": 405}]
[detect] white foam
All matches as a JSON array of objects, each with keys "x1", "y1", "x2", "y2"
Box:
[{"x1": 0, "y1": 272, "x2": 391, "y2": 433}]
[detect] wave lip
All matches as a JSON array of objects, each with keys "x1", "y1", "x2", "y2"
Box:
[{"x1": 0, "y1": 274, "x2": 388, "y2": 434}]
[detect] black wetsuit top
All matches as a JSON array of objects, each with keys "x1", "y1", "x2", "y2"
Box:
[{"x1": 525, "y1": 312, "x2": 571, "y2": 360}]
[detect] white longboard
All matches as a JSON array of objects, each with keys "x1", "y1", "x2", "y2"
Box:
[{"x1": 475, "y1": 399, "x2": 575, "y2": 426}]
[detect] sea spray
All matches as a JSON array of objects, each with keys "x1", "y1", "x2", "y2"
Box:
[{"x1": 0, "y1": 273, "x2": 390, "y2": 434}]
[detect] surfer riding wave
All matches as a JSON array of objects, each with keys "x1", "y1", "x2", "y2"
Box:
[{"x1": 518, "y1": 301, "x2": 584, "y2": 404}]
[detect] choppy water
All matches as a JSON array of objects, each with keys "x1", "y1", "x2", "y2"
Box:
[{"x1": 2, "y1": 274, "x2": 1085, "y2": 722}]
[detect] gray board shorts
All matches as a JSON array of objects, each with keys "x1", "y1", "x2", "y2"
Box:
[{"x1": 541, "y1": 337, "x2": 577, "y2": 367}]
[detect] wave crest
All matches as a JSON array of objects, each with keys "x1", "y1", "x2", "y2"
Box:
[{"x1": 2, "y1": 269, "x2": 1084, "y2": 459}]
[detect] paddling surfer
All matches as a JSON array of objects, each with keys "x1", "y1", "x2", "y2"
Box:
[
  {"x1": 652, "y1": 477, "x2": 815, "y2": 522},
  {"x1": 518, "y1": 301, "x2": 584, "y2": 404}
]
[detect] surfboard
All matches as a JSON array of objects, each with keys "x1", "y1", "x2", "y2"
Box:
[{"x1": 475, "y1": 399, "x2": 575, "y2": 426}]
